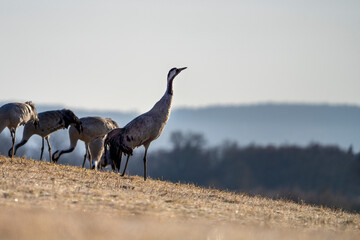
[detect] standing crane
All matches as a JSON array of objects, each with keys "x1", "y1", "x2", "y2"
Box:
[
  {"x1": 8, "y1": 109, "x2": 82, "y2": 162},
  {"x1": 52, "y1": 116, "x2": 118, "y2": 168},
  {"x1": 105, "y1": 67, "x2": 186, "y2": 180},
  {"x1": 0, "y1": 101, "x2": 39, "y2": 158}
]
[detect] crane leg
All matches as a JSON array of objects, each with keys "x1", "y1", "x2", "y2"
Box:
[
  {"x1": 82, "y1": 144, "x2": 91, "y2": 168},
  {"x1": 10, "y1": 128, "x2": 16, "y2": 159},
  {"x1": 143, "y1": 148, "x2": 148, "y2": 181},
  {"x1": 82, "y1": 151, "x2": 87, "y2": 168},
  {"x1": 40, "y1": 137, "x2": 45, "y2": 160},
  {"x1": 121, "y1": 154, "x2": 130, "y2": 177},
  {"x1": 46, "y1": 137, "x2": 52, "y2": 162},
  {"x1": 8, "y1": 139, "x2": 28, "y2": 157},
  {"x1": 88, "y1": 146, "x2": 92, "y2": 169}
]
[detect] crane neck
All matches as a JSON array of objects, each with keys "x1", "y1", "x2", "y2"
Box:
[
  {"x1": 167, "y1": 78, "x2": 174, "y2": 95},
  {"x1": 145, "y1": 76, "x2": 176, "y2": 124}
]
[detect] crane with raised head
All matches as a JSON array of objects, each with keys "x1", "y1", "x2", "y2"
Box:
[{"x1": 105, "y1": 67, "x2": 187, "y2": 180}]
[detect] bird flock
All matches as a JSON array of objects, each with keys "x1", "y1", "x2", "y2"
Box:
[{"x1": 0, "y1": 67, "x2": 186, "y2": 181}]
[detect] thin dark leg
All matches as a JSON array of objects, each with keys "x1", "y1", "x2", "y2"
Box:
[
  {"x1": 40, "y1": 137, "x2": 45, "y2": 160},
  {"x1": 11, "y1": 129, "x2": 16, "y2": 159},
  {"x1": 143, "y1": 148, "x2": 148, "y2": 181},
  {"x1": 82, "y1": 147, "x2": 88, "y2": 168},
  {"x1": 88, "y1": 146, "x2": 92, "y2": 169},
  {"x1": 46, "y1": 137, "x2": 52, "y2": 162},
  {"x1": 82, "y1": 152, "x2": 87, "y2": 168},
  {"x1": 8, "y1": 139, "x2": 28, "y2": 157},
  {"x1": 121, "y1": 154, "x2": 130, "y2": 177}
]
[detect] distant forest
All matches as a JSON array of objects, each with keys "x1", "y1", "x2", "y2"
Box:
[
  {"x1": 1, "y1": 131, "x2": 359, "y2": 212},
  {"x1": 128, "y1": 131, "x2": 360, "y2": 213}
]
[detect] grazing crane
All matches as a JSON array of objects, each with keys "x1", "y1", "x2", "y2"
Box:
[
  {"x1": 92, "y1": 128, "x2": 127, "y2": 171},
  {"x1": 0, "y1": 101, "x2": 39, "y2": 158},
  {"x1": 105, "y1": 67, "x2": 187, "y2": 180},
  {"x1": 89, "y1": 136, "x2": 113, "y2": 171},
  {"x1": 103, "y1": 127, "x2": 124, "y2": 172},
  {"x1": 52, "y1": 116, "x2": 118, "y2": 168},
  {"x1": 8, "y1": 109, "x2": 83, "y2": 162}
]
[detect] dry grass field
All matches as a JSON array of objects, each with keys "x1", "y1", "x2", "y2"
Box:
[{"x1": 0, "y1": 156, "x2": 359, "y2": 239}]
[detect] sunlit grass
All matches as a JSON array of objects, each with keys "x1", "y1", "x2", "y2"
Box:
[{"x1": 0, "y1": 156, "x2": 359, "y2": 239}]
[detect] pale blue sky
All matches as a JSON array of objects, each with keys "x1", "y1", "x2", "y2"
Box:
[{"x1": 0, "y1": 0, "x2": 359, "y2": 112}]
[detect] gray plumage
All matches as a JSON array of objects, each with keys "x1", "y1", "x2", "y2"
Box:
[
  {"x1": 89, "y1": 136, "x2": 113, "y2": 171},
  {"x1": 0, "y1": 101, "x2": 39, "y2": 158},
  {"x1": 105, "y1": 67, "x2": 186, "y2": 180},
  {"x1": 9, "y1": 109, "x2": 82, "y2": 162},
  {"x1": 52, "y1": 116, "x2": 118, "y2": 168}
]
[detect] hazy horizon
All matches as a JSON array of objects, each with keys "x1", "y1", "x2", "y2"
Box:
[
  {"x1": 1, "y1": 102, "x2": 359, "y2": 154},
  {"x1": 1, "y1": 1, "x2": 359, "y2": 112}
]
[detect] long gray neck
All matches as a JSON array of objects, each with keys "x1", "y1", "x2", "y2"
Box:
[
  {"x1": 167, "y1": 78, "x2": 174, "y2": 95},
  {"x1": 149, "y1": 82, "x2": 173, "y2": 119}
]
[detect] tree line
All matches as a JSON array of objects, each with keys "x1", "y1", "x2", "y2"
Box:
[{"x1": 128, "y1": 131, "x2": 360, "y2": 212}]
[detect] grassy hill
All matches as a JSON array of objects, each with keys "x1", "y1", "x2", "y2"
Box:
[{"x1": 0, "y1": 156, "x2": 359, "y2": 240}]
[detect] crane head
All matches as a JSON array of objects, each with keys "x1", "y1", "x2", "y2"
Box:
[
  {"x1": 167, "y1": 67, "x2": 187, "y2": 82},
  {"x1": 61, "y1": 109, "x2": 83, "y2": 134}
]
